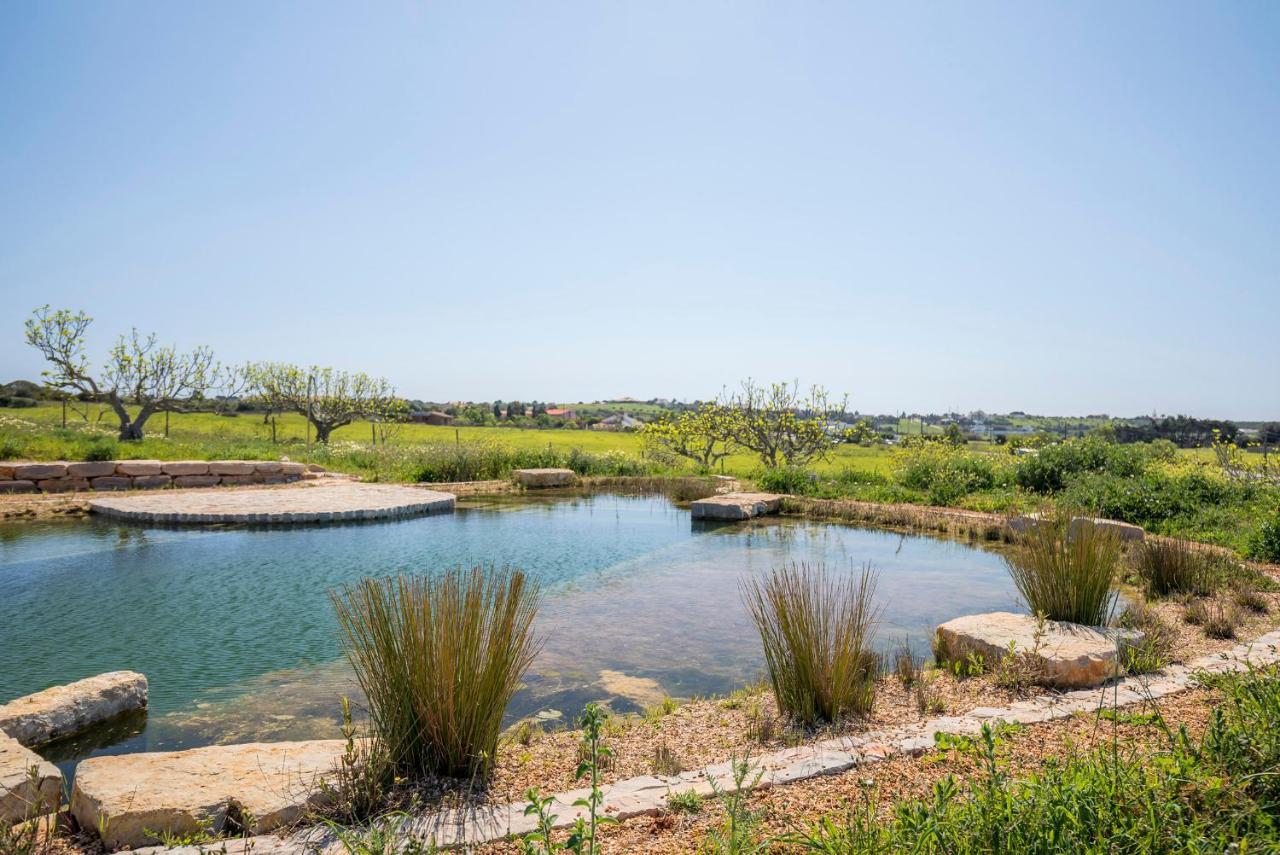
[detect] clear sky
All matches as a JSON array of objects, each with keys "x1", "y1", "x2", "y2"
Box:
[{"x1": 2, "y1": 3, "x2": 1277, "y2": 418}]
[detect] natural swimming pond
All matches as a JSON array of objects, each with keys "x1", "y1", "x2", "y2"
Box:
[{"x1": 0, "y1": 492, "x2": 1022, "y2": 773}]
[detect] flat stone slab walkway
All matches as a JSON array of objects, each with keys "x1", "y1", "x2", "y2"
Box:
[{"x1": 88, "y1": 483, "x2": 456, "y2": 524}]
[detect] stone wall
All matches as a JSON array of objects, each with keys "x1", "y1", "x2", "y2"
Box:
[{"x1": 0, "y1": 460, "x2": 317, "y2": 493}]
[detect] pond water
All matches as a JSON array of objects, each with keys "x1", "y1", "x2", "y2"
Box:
[{"x1": 0, "y1": 492, "x2": 1022, "y2": 774}]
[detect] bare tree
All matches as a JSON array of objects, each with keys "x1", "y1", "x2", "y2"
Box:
[
  {"x1": 248, "y1": 363, "x2": 396, "y2": 444},
  {"x1": 25, "y1": 306, "x2": 245, "y2": 440}
]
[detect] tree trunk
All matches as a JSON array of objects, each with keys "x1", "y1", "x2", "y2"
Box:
[{"x1": 314, "y1": 422, "x2": 333, "y2": 444}]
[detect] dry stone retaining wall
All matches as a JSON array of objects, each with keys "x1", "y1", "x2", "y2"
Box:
[{"x1": 0, "y1": 460, "x2": 317, "y2": 494}]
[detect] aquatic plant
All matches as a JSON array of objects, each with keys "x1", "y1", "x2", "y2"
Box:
[
  {"x1": 330, "y1": 564, "x2": 541, "y2": 780},
  {"x1": 742, "y1": 562, "x2": 881, "y2": 725},
  {"x1": 1003, "y1": 512, "x2": 1120, "y2": 625}
]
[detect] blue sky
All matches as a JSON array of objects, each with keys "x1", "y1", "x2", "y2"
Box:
[{"x1": 2, "y1": 3, "x2": 1277, "y2": 418}]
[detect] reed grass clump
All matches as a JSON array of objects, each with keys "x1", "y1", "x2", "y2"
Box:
[
  {"x1": 330, "y1": 564, "x2": 541, "y2": 780},
  {"x1": 1133, "y1": 538, "x2": 1212, "y2": 598},
  {"x1": 742, "y1": 562, "x2": 881, "y2": 725},
  {"x1": 1003, "y1": 512, "x2": 1121, "y2": 625}
]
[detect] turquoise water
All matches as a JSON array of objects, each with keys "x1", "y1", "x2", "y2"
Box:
[{"x1": 0, "y1": 493, "x2": 1021, "y2": 766}]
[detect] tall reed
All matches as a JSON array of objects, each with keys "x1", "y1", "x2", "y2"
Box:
[
  {"x1": 1004, "y1": 512, "x2": 1120, "y2": 625},
  {"x1": 742, "y1": 562, "x2": 881, "y2": 725},
  {"x1": 330, "y1": 565, "x2": 541, "y2": 780},
  {"x1": 1133, "y1": 538, "x2": 1212, "y2": 598}
]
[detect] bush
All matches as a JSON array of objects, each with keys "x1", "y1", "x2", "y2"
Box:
[
  {"x1": 1247, "y1": 509, "x2": 1280, "y2": 563},
  {"x1": 895, "y1": 444, "x2": 1004, "y2": 506},
  {"x1": 1014, "y1": 436, "x2": 1152, "y2": 493},
  {"x1": 82, "y1": 438, "x2": 118, "y2": 462},
  {"x1": 1, "y1": 396, "x2": 37, "y2": 408},
  {"x1": 1003, "y1": 512, "x2": 1120, "y2": 625},
  {"x1": 742, "y1": 562, "x2": 880, "y2": 725},
  {"x1": 1132, "y1": 538, "x2": 1212, "y2": 598},
  {"x1": 755, "y1": 466, "x2": 819, "y2": 496},
  {"x1": 329, "y1": 565, "x2": 541, "y2": 780}
]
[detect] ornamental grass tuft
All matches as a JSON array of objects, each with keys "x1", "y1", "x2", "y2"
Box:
[
  {"x1": 742, "y1": 562, "x2": 880, "y2": 725},
  {"x1": 330, "y1": 564, "x2": 541, "y2": 780},
  {"x1": 1004, "y1": 511, "x2": 1120, "y2": 626}
]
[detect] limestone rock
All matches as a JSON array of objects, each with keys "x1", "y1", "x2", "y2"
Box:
[
  {"x1": 161, "y1": 461, "x2": 210, "y2": 476},
  {"x1": 0, "y1": 464, "x2": 14, "y2": 479},
  {"x1": 280, "y1": 462, "x2": 307, "y2": 476},
  {"x1": 14, "y1": 463, "x2": 67, "y2": 480},
  {"x1": 71, "y1": 740, "x2": 346, "y2": 850},
  {"x1": 91, "y1": 476, "x2": 132, "y2": 490},
  {"x1": 0, "y1": 732, "x2": 61, "y2": 823},
  {"x1": 66, "y1": 461, "x2": 118, "y2": 478},
  {"x1": 935, "y1": 612, "x2": 1142, "y2": 689},
  {"x1": 0, "y1": 671, "x2": 148, "y2": 747},
  {"x1": 116, "y1": 460, "x2": 163, "y2": 476},
  {"x1": 38, "y1": 478, "x2": 89, "y2": 492},
  {"x1": 514, "y1": 468, "x2": 576, "y2": 488},
  {"x1": 173, "y1": 475, "x2": 221, "y2": 488},
  {"x1": 690, "y1": 492, "x2": 784, "y2": 521},
  {"x1": 254, "y1": 461, "x2": 283, "y2": 474},
  {"x1": 1010, "y1": 514, "x2": 1144, "y2": 543},
  {"x1": 0, "y1": 480, "x2": 36, "y2": 493},
  {"x1": 132, "y1": 475, "x2": 172, "y2": 489},
  {"x1": 210, "y1": 460, "x2": 257, "y2": 476}
]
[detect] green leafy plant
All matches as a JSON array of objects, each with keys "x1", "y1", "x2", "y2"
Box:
[
  {"x1": 742, "y1": 562, "x2": 881, "y2": 725},
  {"x1": 701, "y1": 756, "x2": 767, "y2": 854},
  {"x1": 667, "y1": 789, "x2": 702, "y2": 814},
  {"x1": 521, "y1": 703, "x2": 617, "y2": 855},
  {"x1": 330, "y1": 564, "x2": 541, "y2": 780}
]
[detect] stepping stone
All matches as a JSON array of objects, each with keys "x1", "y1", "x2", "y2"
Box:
[
  {"x1": 690, "y1": 492, "x2": 783, "y2": 521},
  {"x1": 935, "y1": 611, "x2": 1143, "y2": 689},
  {"x1": 0, "y1": 671, "x2": 147, "y2": 747},
  {"x1": 0, "y1": 732, "x2": 61, "y2": 823},
  {"x1": 70, "y1": 740, "x2": 347, "y2": 850},
  {"x1": 513, "y1": 468, "x2": 576, "y2": 487}
]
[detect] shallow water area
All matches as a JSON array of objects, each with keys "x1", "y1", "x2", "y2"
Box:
[{"x1": 0, "y1": 492, "x2": 1022, "y2": 775}]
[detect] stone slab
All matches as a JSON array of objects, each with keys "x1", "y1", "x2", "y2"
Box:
[
  {"x1": 161, "y1": 461, "x2": 211, "y2": 476},
  {"x1": 0, "y1": 480, "x2": 36, "y2": 493},
  {"x1": 132, "y1": 474, "x2": 172, "y2": 489},
  {"x1": 936, "y1": 611, "x2": 1142, "y2": 689},
  {"x1": 209, "y1": 460, "x2": 257, "y2": 476},
  {"x1": 90, "y1": 476, "x2": 132, "y2": 490},
  {"x1": 690, "y1": 492, "x2": 784, "y2": 521},
  {"x1": 88, "y1": 483, "x2": 456, "y2": 525},
  {"x1": 1011, "y1": 514, "x2": 1145, "y2": 543},
  {"x1": 513, "y1": 468, "x2": 576, "y2": 488},
  {"x1": 71, "y1": 739, "x2": 346, "y2": 850},
  {"x1": 66, "y1": 461, "x2": 118, "y2": 478},
  {"x1": 38, "y1": 478, "x2": 89, "y2": 492},
  {"x1": 173, "y1": 474, "x2": 221, "y2": 488},
  {"x1": 115, "y1": 460, "x2": 163, "y2": 476},
  {"x1": 14, "y1": 463, "x2": 67, "y2": 480},
  {"x1": 0, "y1": 732, "x2": 61, "y2": 823},
  {"x1": 0, "y1": 671, "x2": 148, "y2": 747}
]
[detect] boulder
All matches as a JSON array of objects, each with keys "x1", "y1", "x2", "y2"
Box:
[
  {"x1": 14, "y1": 463, "x2": 67, "y2": 481},
  {"x1": 280, "y1": 462, "x2": 307, "y2": 477},
  {"x1": 0, "y1": 464, "x2": 14, "y2": 480},
  {"x1": 1010, "y1": 514, "x2": 1144, "y2": 543},
  {"x1": 38, "y1": 478, "x2": 89, "y2": 492},
  {"x1": 0, "y1": 732, "x2": 61, "y2": 823},
  {"x1": 91, "y1": 476, "x2": 132, "y2": 491},
  {"x1": 690, "y1": 492, "x2": 784, "y2": 521},
  {"x1": 66, "y1": 461, "x2": 118, "y2": 478},
  {"x1": 173, "y1": 475, "x2": 221, "y2": 489},
  {"x1": 254, "y1": 461, "x2": 283, "y2": 474},
  {"x1": 0, "y1": 671, "x2": 148, "y2": 747},
  {"x1": 0, "y1": 480, "x2": 36, "y2": 493},
  {"x1": 132, "y1": 475, "x2": 172, "y2": 489},
  {"x1": 161, "y1": 461, "x2": 210, "y2": 476},
  {"x1": 116, "y1": 460, "x2": 163, "y2": 477},
  {"x1": 514, "y1": 468, "x2": 576, "y2": 488},
  {"x1": 935, "y1": 612, "x2": 1143, "y2": 689},
  {"x1": 209, "y1": 461, "x2": 257, "y2": 476},
  {"x1": 218, "y1": 474, "x2": 256, "y2": 485},
  {"x1": 71, "y1": 740, "x2": 346, "y2": 850}
]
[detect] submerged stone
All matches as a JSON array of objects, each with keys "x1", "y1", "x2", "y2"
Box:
[{"x1": 0, "y1": 671, "x2": 148, "y2": 747}]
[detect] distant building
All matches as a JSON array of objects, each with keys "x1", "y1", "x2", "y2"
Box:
[
  {"x1": 592, "y1": 413, "x2": 644, "y2": 431},
  {"x1": 545, "y1": 408, "x2": 577, "y2": 419},
  {"x1": 409, "y1": 411, "x2": 454, "y2": 425}
]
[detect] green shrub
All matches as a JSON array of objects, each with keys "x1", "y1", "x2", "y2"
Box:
[
  {"x1": 330, "y1": 565, "x2": 541, "y2": 780},
  {"x1": 895, "y1": 444, "x2": 1005, "y2": 506},
  {"x1": 1003, "y1": 512, "x2": 1120, "y2": 625},
  {"x1": 82, "y1": 438, "x2": 118, "y2": 462},
  {"x1": 1247, "y1": 509, "x2": 1280, "y2": 563},
  {"x1": 1132, "y1": 538, "x2": 1212, "y2": 597},
  {"x1": 1014, "y1": 436, "x2": 1152, "y2": 493},
  {"x1": 2, "y1": 396, "x2": 37, "y2": 409},
  {"x1": 755, "y1": 466, "x2": 819, "y2": 496},
  {"x1": 742, "y1": 562, "x2": 880, "y2": 725}
]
